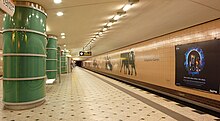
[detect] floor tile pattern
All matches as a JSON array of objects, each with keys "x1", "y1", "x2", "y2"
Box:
[{"x1": 0, "y1": 67, "x2": 219, "y2": 121}]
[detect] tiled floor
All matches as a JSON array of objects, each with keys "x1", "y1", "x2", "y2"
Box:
[{"x1": 0, "y1": 67, "x2": 219, "y2": 121}]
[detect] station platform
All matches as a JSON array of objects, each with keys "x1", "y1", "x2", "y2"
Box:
[{"x1": 0, "y1": 67, "x2": 219, "y2": 121}]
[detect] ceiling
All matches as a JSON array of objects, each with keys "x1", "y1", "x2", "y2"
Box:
[{"x1": 0, "y1": 0, "x2": 220, "y2": 60}]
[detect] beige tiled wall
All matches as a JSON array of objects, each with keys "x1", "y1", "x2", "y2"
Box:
[{"x1": 83, "y1": 19, "x2": 220, "y2": 101}]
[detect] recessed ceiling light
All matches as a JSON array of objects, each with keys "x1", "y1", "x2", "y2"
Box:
[
  {"x1": 61, "y1": 33, "x2": 65, "y2": 36},
  {"x1": 54, "y1": 0, "x2": 62, "y2": 4},
  {"x1": 56, "y1": 12, "x2": 63, "y2": 16},
  {"x1": 95, "y1": 35, "x2": 99, "y2": 38},
  {"x1": 123, "y1": 4, "x2": 132, "y2": 11},
  {"x1": 61, "y1": 36, "x2": 65, "y2": 39},
  {"x1": 64, "y1": 45, "x2": 66, "y2": 47}
]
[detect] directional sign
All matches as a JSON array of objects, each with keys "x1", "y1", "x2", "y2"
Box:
[
  {"x1": 0, "y1": 0, "x2": 15, "y2": 16},
  {"x1": 79, "y1": 51, "x2": 84, "y2": 56},
  {"x1": 79, "y1": 51, "x2": 92, "y2": 56}
]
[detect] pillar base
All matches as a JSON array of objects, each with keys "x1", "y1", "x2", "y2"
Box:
[
  {"x1": 46, "y1": 78, "x2": 56, "y2": 84},
  {"x1": 3, "y1": 98, "x2": 45, "y2": 110}
]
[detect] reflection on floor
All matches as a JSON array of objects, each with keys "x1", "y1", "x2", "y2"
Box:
[{"x1": 0, "y1": 67, "x2": 219, "y2": 121}]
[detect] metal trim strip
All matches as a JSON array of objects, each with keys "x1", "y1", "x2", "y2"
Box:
[
  {"x1": 46, "y1": 70, "x2": 57, "y2": 72},
  {"x1": 3, "y1": 76, "x2": 46, "y2": 81},
  {"x1": 3, "y1": 53, "x2": 46, "y2": 57},
  {"x1": 46, "y1": 59, "x2": 57, "y2": 61},
  {"x1": 3, "y1": 29, "x2": 47, "y2": 37},
  {"x1": 46, "y1": 48, "x2": 57, "y2": 50},
  {"x1": 3, "y1": 97, "x2": 45, "y2": 105}
]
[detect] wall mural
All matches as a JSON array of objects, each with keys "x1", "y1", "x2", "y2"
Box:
[
  {"x1": 105, "y1": 55, "x2": 113, "y2": 71},
  {"x1": 175, "y1": 39, "x2": 220, "y2": 94},
  {"x1": 93, "y1": 59, "x2": 99, "y2": 68},
  {"x1": 120, "y1": 50, "x2": 137, "y2": 76}
]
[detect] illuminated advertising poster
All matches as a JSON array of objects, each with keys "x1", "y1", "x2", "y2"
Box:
[{"x1": 175, "y1": 39, "x2": 220, "y2": 94}]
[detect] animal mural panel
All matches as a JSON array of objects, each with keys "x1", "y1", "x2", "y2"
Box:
[
  {"x1": 93, "y1": 59, "x2": 99, "y2": 68},
  {"x1": 120, "y1": 50, "x2": 137, "y2": 76},
  {"x1": 105, "y1": 55, "x2": 113, "y2": 71}
]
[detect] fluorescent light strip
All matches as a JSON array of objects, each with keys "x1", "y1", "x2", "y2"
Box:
[
  {"x1": 113, "y1": 14, "x2": 121, "y2": 20},
  {"x1": 123, "y1": 4, "x2": 132, "y2": 11}
]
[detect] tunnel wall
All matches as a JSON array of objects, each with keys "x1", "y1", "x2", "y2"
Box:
[{"x1": 82, "y1": 18, "x2": 220, "y2": 112}]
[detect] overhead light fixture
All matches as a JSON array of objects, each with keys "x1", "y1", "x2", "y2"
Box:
[
  {"x1": 61, "y1": 33, "x2": 65, "y2": 36},
  {"x1": 99, "y1": 32, "x2": 103, "y2": 35},
  {"x1": 95, "y1": 35, "x2": 99, "y2": 38},
  {"x1": 93, "y1": 38, "x2": 97, "y2": 40},
  {"x1": 123, "y1": 0, "x2": 139, "y2": 11},
  {"x1": 128, "y1": 0, "x2": 140, "y2": 4},
  {"x1": 61, "y1": 36, "x2": 65, "y2": 39},
  {"x1": 56, "y1": 12, "x2": 63, "y2": 16},
  {"x1": 54, "y1": 0, "x2": 62, "y2": 4},
  {"x1": 91, "y1": 38, "x2": 95, "y2": 42},
  {"x1": 113, "y1": 11, "x2": 126, "y2": 20},
  {"x1": 107, "y1": 20, "x2": 117, "y2": 27},
  {"x1": 107, "y1": 22, "x2": 113, "y2": 27},
  {"x1": 123, "y1": 4, "x2": 132, "y2": 11},
  {"x1": 103, "y1": 27, "x2": 108, "y2": 32},
  {"x1": 64, "y1": 45, "x2": 66, "y2": 47},
  {"x1": 113, "y1": 14, "x2": 121, "y2": 20}
]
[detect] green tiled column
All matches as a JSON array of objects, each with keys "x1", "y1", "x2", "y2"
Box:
[
  {"x1": 57, "y1": 47, "x2": 61, "y2": 83},
  {"x1": 57, "y1": 47, "x2": 61, "y2": 74},
  {"x1": 61, "y1": 50, "x2": 67, "y2": 74},
  {"x1": 46, "y1": 35, "x2": 57, "y2": 79},
  {"x1": 57, "y1": 47, "x2": 61, "y2": 82},
  {"x1": 2, "y1": 1, "x2": 47, "y2": 110}
]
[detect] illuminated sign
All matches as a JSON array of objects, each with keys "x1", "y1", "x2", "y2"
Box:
[
  {"x1": 0, "y1": 0, "x2": 15, "y2": 16},
  {"x1": 79, "y1": 51, "x2": 92, "y2": 56}
]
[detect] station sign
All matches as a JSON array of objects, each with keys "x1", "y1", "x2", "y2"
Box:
[
  {"x1": 0, "y1": 0, "x2": 15, "y2": 16},
  {"x1": 79, "y1": 51, "x2": 92, "y2": 56}
]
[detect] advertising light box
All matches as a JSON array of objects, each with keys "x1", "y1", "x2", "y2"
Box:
[{"x1": 175, "y1": 39, "x2": 220, "y2": 94}]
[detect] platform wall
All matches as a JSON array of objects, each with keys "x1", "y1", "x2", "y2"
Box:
[{"x1": 83, "y1": 19, "x2": 220, "y2": 112}]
